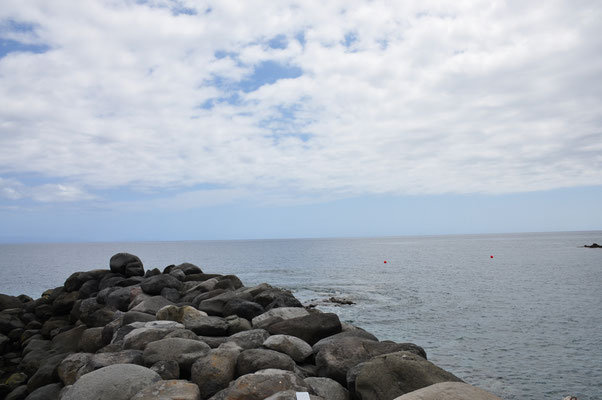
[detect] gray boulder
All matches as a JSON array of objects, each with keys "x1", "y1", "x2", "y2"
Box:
[
  {"x1": 5, "y1": 385, "x2": 28, "y2": 400},
  {"x1": 24, "y1": 383, "x2": 62, "y2": 400},
  {"x1": 151, "y1": 360, "x2": 180, "y2": 380},
  {"x1": 78, "y1": 327, "x2": 104, "y2": 353},
  {"x1": 263, "y1": 334, "x2": 313, "y2": 362},
  {"x1": 268, "y1": 313, "x2": 341, "y2": 345},
  {"x1": 392, "y1": 381, "x2": 503, "y2": 400},
  {"x1": 129, "y1": 296, "x2": 174, "y2": 315},
  {"x1": 122, "y1": 321, "x2": 185, "y2": 350},
  {"x1": 222, "y1": 298, "x2": 265, "y2": 320},
  {"x1": 143, "y1": 338, "x2": 211, "y2": 372},
  {"x1": 228, "y1": 329, "x2": 270, "y2": 350},
  {"x1": 304, "y1": 377, "x2": 350, "y2": 400},
  {"x1": 131, "y1": 379, "x2": 201, "y2": 400},
  {"x1": 312, "y1": 329, "x2": 378, "y2": 354},
  {"x1": 105, "y1": 287, "x2": 134, "y2": 312},
  {"x1": 57, "y1": 353, "x2": 93, "y2": 385},
  {"x1": 354, "y1": 351, "x2": 463, "y2": 400},
  {"x1": 26, "y1": 353, "x2": 67, "y2": 392},
  {"x1": 60, "y1": 364, "x2": 160, "y2": 400},
  {"x1": 186, "y1": 315, "x2": 228, "y2": 336},
  {"x1": 236, "y1": 348, "x2": 296, "y2": 376},
  {"x1": 191, "y1": 346, "x2": 240, "y2": 398},
  {"x1": 0, "y1": 294, "x2": 26, "y2": 310},
  {"x1": 209, "y1": 369, "x2": 309, "y2": 400}
]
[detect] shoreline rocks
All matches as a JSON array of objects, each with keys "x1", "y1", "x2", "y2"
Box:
[{"x1": 0, "y1": 252, "x2": 503, "y2": 400}]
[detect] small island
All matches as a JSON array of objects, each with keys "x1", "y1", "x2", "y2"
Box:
[
  {"x1": 583, "y1": 243, "x2": 601, "y2": 248},
  {"x1": 0, "y1": 253, "x2": 503, "y2": 399}
]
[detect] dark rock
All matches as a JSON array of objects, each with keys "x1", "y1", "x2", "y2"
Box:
[
  {"x1": 88, "y1": 349, "x2": 145, "y2": 370},
  {"x1": 161, "y1": 287, "x2": 180, "y2": 303},
  {"x1": 354, "y1": 351, "x2": 463, "y2": 400},
  {"x1": 254, "y1": 289, "x2": 302, "y2": 310},
  {"x1": 5, "y1": 372, "x2": 28, "y2": 391},
  {"x1": 225, "y1": 315, "x2": 252, "y2": 335},
  {"x1": 151, "y1": 360, "x2": 180, "y2": 380},
  {"x1": 0, "y1": 294, "x2": 25, "y2": 311},
  {"x1": 268, "y1": 313, "x2": 341, "y2": 345},
  {"x1": 109, "y1": 253, "x2": 144, "y2": 276},
  {"x1": 78, "y1": 280, "x2": 99, "y2": 299},
  {"x1": 5, "y1": 385, "x2": 29, "y2": 400},
  {"x1": 64, "y1": 270, "x2": 110, "y2": 293},
  {"x1": 57, "y1": 353, "x2": 93, "y2": 386},
  {"x1": 174, "y1": 262, "x2": 203, "y2": 275},
  {"x1": 129, "y1": 296, "x2": 174, "y2": 315},
  {"x1": 23, "y1": 382, "x2": 62, "y2": 400},
  {"x1": 584, "y1": 243, "x2": 602, "y2": 248},
  {"x1": 105, "y1": 287, "x2": 134, "y2": 312},
  {"x1": 0, "y1": 312, "x2": 25, "y2": 334},
  {"x1": 183, "y1": 273, "x2": 223, "y2": 282},
  {"x1": 123, "y1": 310, "x2": 156, "y2": 325},
  {"x1": 191, "y1": 346, "x2": 240, "y2": 398},
  {"x1": 122, "y1": 321, "x2": 185, "y2": 350},
  {"x1": 60, "y1": 364, "x2": 161, "y2": 400},
  {"x1": 78, "y1": 327, "x2": 104, "y2": 353},
  {"x1": 210, "y1": 369, "x2": 309, "y2": 400},
  {"x1": 81, "y1": 307, "x2": 115, "y2": 328},
  {"x1": 144, "y1": 268, "x2": 162, "y2": 278},
  {"x1": 40, "y1": 318, "x2": 71, "y2": 338},
  {"x1": 304, "y1": 377, "x2": 350, "y2": 400},
  {"x1": 236, "y1": 348, "x2": 296, "y2": 376},
  {"x1": 34, "y1": 304, "x2": 53, "y2": 322},
  {"x1": 222, "y1": 298, "x2": 265, "y2": 320},
  {"x1": 98, "y1": 276, "x2": 126, "y2": 291},
  {"x1": 141, "y1": 275, "x2": 182, "y2": 296},
  {"x1": 51, "y1": 325, "x2": 87, "y2": 353},
  {"x1": 186, "y1": 316, "x2": 228, "y2": 336},
  {"x1": 26, "y1": 353, "x2": 67, "y2": 392},
  {"x1": 169, "y1": 269, "x2": 186, "y2": 281},
  {"x1": 130, "y1": 379, "x2": 201, "y2": 400}
]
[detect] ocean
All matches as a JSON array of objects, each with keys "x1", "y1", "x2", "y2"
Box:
[{"x1": 1, "y1": 231, "x2": 601, "y2": 399}]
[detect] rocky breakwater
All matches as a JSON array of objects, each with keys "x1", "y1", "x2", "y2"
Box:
[{"x1": 0, "y1": 253, "x2": 502, "y2": 400}]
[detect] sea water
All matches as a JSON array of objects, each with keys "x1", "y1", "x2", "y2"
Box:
[{"x1": 1, "y1": 231, "x2": 601, "y2": 400}]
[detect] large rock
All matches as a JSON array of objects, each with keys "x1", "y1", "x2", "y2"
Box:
[
  {"x1": 263, "y1": 334, "x2": 313, "y2": 362},
  {"x1": 0, "y1": 294, "x2": 25, "y2": 310},
  {"x1": 236, "y1": 348, "x2": 296, "y2": 376},
  {"x1": 392, "y1": 382, "x2": 503, "y2": 400},
  {"x1": 61, "y1": 364, "x2": 160, "y2": 400},
  {"x1": 253, "y1": 289, "x2": 302, "y2": 310},
  {"x1": 228, "y1": 329, "x2": 270, "y2": 350},
  {"x1": 131, "y1": 379, "x2": 201, "y2": 400},
  {"x1": 209, "y1": 369, "x2": 309, "y2": 400},
  {"x1": 354, "y1": 351, "x2": 463, "y2": 400},
  {"x1": 110, "y1": 253, "x2": 144, "y2": 277},
  {"x1": 172, "y1": 263, "x2": 203, "y2": 275},
  {"x1": 186, "y1": 315, "x2": 229, "y2": 336},
  {"x1": 57, "y1": 353, "x2": 94, "y2": 385},
  {"x1": 143, "y1": 338, "x2": 211, "y2": 372},
  {"x1": 191, "y1": 346, "x2": 241, "y2": 398},
  {"x1": 105, "y1": 287, "x2": 135, "y2": 312},
  {"x1": 222, "y1": 298, "x2": 265, "y2": 320},
  {"x1": 252, "y1": 307, "x2": 309, "y2": 329},
  {"x1": 268, "y1": 313, "x2": 341, "y2": 345},
  {"x1": 78, "y1": 327, "x2": 104, "y2": 353},
  {"x1": 64, "y1": 270, "x2": 110, "y2": 293},
  {"x1": 312, "y1": 329, "x2": 379, "y2": 354},
  {"x1": 316, "y1": 337, "x2": 426, "y2": 384},
  {"x1": 304, "y1": 377, "x2": 350, "y2": 400},
  {"x1": 0, "y1": 312, "x2": 25, "y2": 334},
  {"x1": 123, "y1": 322, "x2": 184, "y2": 350},
  {"x1": 156, "y1": 305, "x2": 208, "y2": 325},
  {"x1": 129, "y1": 296, "x2": 174, "y2": 315},
  {"x1": 141, "y1": 275, "x2": 182, "y2": 295},
  {"x1": 24, "y1": 382, "x2": 62, "y2": 400},
  {"x1": 58, "y1": 350, "x2": 145, "y2": 385},
  {"x1": 150, "y1": 360, "x2": 180, "y2": 380},
  {"x1": 26, "y1": 352, "x2": 67, "y2": 391}
]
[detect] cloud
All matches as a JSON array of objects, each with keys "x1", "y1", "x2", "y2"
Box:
[
  {"x1": 0, "y1": 177, "x2": 95, "y2": 203},
  {"x1": 0, "y1": 0, "x2": 601, "y2": 208}
]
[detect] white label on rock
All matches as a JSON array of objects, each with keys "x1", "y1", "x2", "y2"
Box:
[{"x1": 296, "y1": 393, "x2": 310, "y2": 400}]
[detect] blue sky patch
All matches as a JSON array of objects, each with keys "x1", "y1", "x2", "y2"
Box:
[
  {"x1": 239, "y1": 61, "x2": 302, "y2": 92},
  {"x1": 268, "y1": 35, "x2": 288, "y2": 49}
]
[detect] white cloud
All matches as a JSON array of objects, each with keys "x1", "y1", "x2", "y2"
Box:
[{"x1": 0, "y1": 0, "x2": 601, "y2": 208}]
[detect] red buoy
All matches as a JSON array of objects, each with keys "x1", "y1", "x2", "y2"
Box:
[
  {"x1": 384, "y1": 260, "x2": 387, "y2": 264},
  {"x1": 490, "y1": 255, "x2": 494, "y2": 259}
]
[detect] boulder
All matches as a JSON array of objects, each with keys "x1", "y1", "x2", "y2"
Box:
[
  {"x1": 105, "y1": 287, "x2": 134, "y2": 312},
  {"x1": 129, "y1": 296, "x2": 174, "y2": 315},
  {"x1": 64, "y1": 270, "x2": 110, "y2": 293},
  {"x1": 312, "y1": 329, "x2": 378, "y2": 354},
  {"x1": 228, "y1": 329, "x2": 270, "y2": 350},
  {"x1": 236, "y1": 348, "x2": 296, "y2": 376},
  {"x1": 316, "y1": 337, "x2": 426, "y2": 384},
  {"x1": 110, "y1": 253, "x2": 144, "y2": 276},
  {"x1": 123, "y1": 321, "x2": 185, "y2": 350},
  {"x1": 141, "y1": 275, "x2": 182, "y2": 295},
  {"x1": 5, "y1": 385, "x2": 28, "y2": 400},
  {"x1": 225, "y1": 315, "x2": 252, "y2": 334},
  {"x1": 0, "y1": 294, "x2": 25, "y2": 310},
  {"x1": 0, "y1": 312, "x2": 25, "y2": 334},
  {"x1": 253, "y1": 289, "x2": 302, "y2": 310},
  {"x1": 209, "y1": 369, "x2": 309, "y2": 400},
  {"x1": 51, "y1": 325, "x2": 87, "y2": 353},
  {"x1": 131, "y1": 379, "x2": 201, "y2": 400},
  {"x1": 304, "y1": 377, "x2": 350, "y2": 400},
  {"x1": 122, "y1": 310, "x2": 156, "y2": 325},
  {"x1": 78, "y1": 327, "x2": 104, "y2": 353},
  {"x1": 392, "y1": 381, "x2": 503, "y2": 400},
  {"x1": 57, "y1": 353, "x2": 93, "y2": 385},
  {"x1": 151, "y1": 360, "x2": 180, "y2": 380},
  {"x1": 88, "y1": 349, "x2": 145, "y2": 370},
  {"x1": 186, "y1": 315, "x2": 229, "y2": 336},
  {"x1": 252, "y1": 307, "x2": 310, "y2": 330},
  {"x1": 354, "y1": 351, "x2": 463, "y2": 400},
  {"x1": 27, "y1": 352, "x2": 68, "y2": 391},
  {"x1": 60, "y1": 364, "x2": 161, "y2": 400},
  {"x1": 51, "y1": 291, "x2": 80, "y2": 315},
  {"x1": 263, "y1": 334, "x2": 313, "y2": 362},
  {"x1": 160, "y1": 287, "x2": 180, "y2": 302},
  {"x1": 156, "y1": 305, "x2": 208, "y2": 324},
  {"x1": 268, "y1": 313, "x2": 341, "y2": 345},
  {"x1": 191, "y1": 346, "x2": 241, "y2": 398},
  {"x1": 23, "y1": 383, "x2": 62, "y2": 400},
  {"x1": 264, "y1": 390, "x2": 324, "y2": 400},
  {"x1": 142, "y1": 338, "x2": 211, "y2": 371},
  {"x1": 173, "y1": 262, "x2": 203, "y2": 275},
  {"x1": 222, "y1": 298, "x2": 265, "y2": 320}
]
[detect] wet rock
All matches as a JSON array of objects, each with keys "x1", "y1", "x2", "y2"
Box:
[
  {"x1": 141, "y1": 275, "x2": 182, "y2": 296},
  {"x1": 151, "y1": 360, "x2": 180, "y2": 380},
  {"x1": 354, "y1": 351, "x2": 463, "y2": 400},
  {"x1": 263, "y1": 334, "x2": 313, "y2": 362},
  {"x1": 268, "y1": 313, "x2": 341, "y2": 345},
  {"x1": 110, "y1": 253, "x2": 144, "y2": 276},
  {"x1": 209, "y1": 369, "x2": 309, "y2": 400},
  {"x1": 304, "y1": 377, "x2": 350, "y2": 400},
  {"x1": 190, "y1": 346, "x2": 240, "y2": 398},
  {"x1": 236, "y1": 348, "x2": 296, "y2": 376},
  {"x1": 60, "y1": 364, "x2": 161, "y2": 400},
  {"x1": 392, "y1": 381, "x2": 503, "y2": 400},
  {"x1": 252, "y1": 307, "x2": 309, "y2": 330},
  {"x1": 131, "y1": 379, "x2": 201, "y2": 400}
]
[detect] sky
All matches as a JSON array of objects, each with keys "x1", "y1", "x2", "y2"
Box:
[{"x1": 0, "y1": 0, "x2": 601, "y2": 242}]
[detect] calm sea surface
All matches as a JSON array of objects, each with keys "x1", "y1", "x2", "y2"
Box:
[{"x1": 1, "y1": 231, "x2": 601, "y2": 400}]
